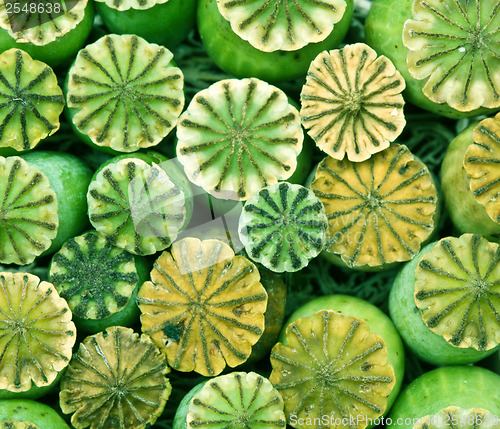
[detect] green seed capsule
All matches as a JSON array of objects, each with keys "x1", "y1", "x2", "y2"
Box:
[
  {"x1": 0, "y1": 272, "x2": 76, "y2": 397},
  {"x1": 186, "y1": 372, "x2": 286, "y2": 428},
  {"x1": 270, "y1": 310, "x2": 395, "y2": 429},
  {"x1": 464, "y1": 113, "x2": 500, "y2": 226},
  {"x1": 0, "y1": 422, "x2": 39, "y2": 428},
  {"x1": 0, "y1": 156, "x2": 58, "y2": 265},
  {"x1": 413, "y1": 407, "x2": 496, "y2": 429},
  {"x1": 216, "y1": 0, "x2": 347, "y2": 52},
  {"x1": 0, "y1": 399, "x2": 71, "y2": 429},
  {"x1": 239, "y1": 182, "x2": 328, "y2": 272},
  {"x1": 49, "y1": 231, "x2": 149, "y2": 333},
  {"x1": 311, "y1": 144, "x2": 438, "y2": 270},
  {"x1": 0, "y1": 49, "x2": 64, "y2": 153},
  {"x1": 60, "y1": 326, "x2": 171, "y2": 429},
  {"x1": 66, "y1": 33, "x2": 184, "y2": 152},
  {"x1": 137, "y1": 237, "x2": 267, "y2": 376},
  {"x1": 403, "y1": 0, "x2": 500, "y2": 112},
  {"x1": 176, "y1": 78, "x2": 303, "y2": 201},
  {"x1": 87, "y1": 157, "x2": 187, "y2": 255},
  {"x1": 300, "y1": 43, "x2": 406, "y2": 162}
]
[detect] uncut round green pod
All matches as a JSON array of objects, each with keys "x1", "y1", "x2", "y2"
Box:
[
  {"x1": 387, "y1": 366, "x2": 500, "y2": 429},
  {"x1": 441, "y1": 123, "x2": 500, "y2": 243},
  {"x1": 137, "y1": 237, "x2": 268, "y2": 376},
  {"x1": 280, "y1": 294, "x2": 405, "y2": 414},
  {"x1": 271, "y1": 309, "x2": 397, "y2": 429},
  {"x1": 197, "y1": 0, "x2": 354, "y2": 82},
  {"x1": 239, "y1": 182, "x2": 328, "y2": 272},
  {"x1": 0, "y1": 272, "x2": 76, "y2": 400},
  {"x1": 389, "y1": 235, "x2": 500, "y2": 366},
  {"x1": 20, "y1": 151, "x2": 93, "y2": 254},
  {"x1": 0, "y1": 1, "x2": 94, "y2": 68},
  {"x1": 174, "y1": 372, "x2": 286, "y2": 429},
  {"x1": 0, "y1": 399, "x2": 71, "y2": 429},
  {"x1": 311, "y1": 144, "x2": 439, "y2": 271},
  {"x1": 87, "y1": 154, "x2": 189, "y2": 255},
  {"x1": 365, "y1": 0, "x2": 499, "y2": 119},
  {"x1": 59, "y1": 326, "x2": 171, "y2": 429},
  {"x1": 95, "y1": 0, "x2": 197, "y2": 49},
  {"x1": 176, "y1": 77, "x2": 304, "y2": 201},
  {"x1": 65, "y1": 33, "x2": 184, "y2": 153},
  {"x1": 0, "y1": 156, "x2": 58, "y2": 265},
  {"x1": 0, "y1": 49, "x2": 64, "y2": 154},
  {"x1": 49, "y1": 230, "x2": 150, "y2": 333}
]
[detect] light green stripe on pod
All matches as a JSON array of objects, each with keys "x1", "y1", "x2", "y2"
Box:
[
  {"x1": 176, "y1": 78, "x2": 303, "y2": 201},
  {"x1": 413, "y1": 407, "x2": 497, "y2": 429},
  {"x1": 59, "y1": 326, "x2": 171, "y2": 429},
  {"x1": 67, "y1": 33, "x2": 184, "y2": 152},
  {"x1": 49, "y1": 230, "x2": 149, "y2": 333},
  {"x1": 0, "y1": 421, "x2": 39, "y2": 428},
  {"x1": 87, "y1": 157, "x2": 187, "y2": 255},
  {"x1": 0, "y1": 273, "x2": 76, "y2": 398},
  {"x1": 239, "y1": 182, "x2": 328, "y2": 273},
  {"x1": 0, "y1": 49, "x2": 64, "y2": 152},
  {"x1": 186, "y1": 372, "x2": 286, "y2": 428},
  {"x1": 0, "y1": 156, "x2": 58, "y2": 265}
]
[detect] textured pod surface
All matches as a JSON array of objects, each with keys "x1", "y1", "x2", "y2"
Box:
[
  {"x1": 270, "y1": 310, "x2": 395, "y2": 429},
  {"x1": 0, "y1": 156, "x2": 58, "y2": 265},
  {"x1": 137, "y1": 237, "x2": 267, "y2": 376},
  {"x1": 0, "y1": 273, "x2": 76, "y2": 392},
  {"x1": 0, "y1": 0, "x2": 87, "y2": 45},
  {"x1": 67, "y1": 34, "x2": 184, "y2": 152},
  {"x1": 216, "y1": 0, "x2": 347, "y2": 52},
  {"x1": 60, "y1": 326, "x2": 170, "y2": 429},
  {"x1": 464, "y1": 114, "x2": 500, "y2": 225},
  {"x1": 176, "y1": 78, "x2": 303, "y2": 201},
  {"x1": 403, "y1": 0, "x2": 500, "y2": 112},
  {"x1": 95, "y1": 0, "x2": 169, "y2": 11},
  {"x1": 301, "y1": 43, "x2": 406, "y2": 162},
  {"x1": 187, "y1": 372, "x2": 286, "y2": 428},
  {"x1": 413, "y1": 407, "x2": 497, "y2": 429},
  {"x1": 49, "y1": 231, "x2": 139, "y2": 320},
  {"x1": 87, "y1": 158, "x2": 186, "y2": 255},
  {"x1": 415, "y1": 234, "x2": 500, "y2": 352},
  {"x1": 1, "y1": 423, "x2": 39, "y2": 429},
  {"x1": 239, "y1": 182, "x2": 328, "y2": 272},
  {"x1": 0, "y1": 49, "x2": 64, "y2": 152},
  {"x1": 311, "y1": 144, "x2": 438, "y2": 268}
]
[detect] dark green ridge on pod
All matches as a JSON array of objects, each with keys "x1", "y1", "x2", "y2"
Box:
[
  {"x1": 184, "y1": 372, "x2": 286, "y2": 428},
  {"x1": 239, "y1": 182, "x2": 328, "y2": 272},
  {"x1": 66, "y1": 33, "x2": 184, "y2": 152},
  {"x1": 59, "y1": 326, "x2": 171, "y2": 429},
  {"x1": 49, "y1": 230, "x2": 149, "y2": 333},
  {"x1": 87, "y1": 157, "x2": 187, "y2": 255},
  {"x1": 0, "y1": 49, "x2": 64, "y2": 153},
  {"x1": 0, "y1": 156, "x2": 58, "y2": 265}
]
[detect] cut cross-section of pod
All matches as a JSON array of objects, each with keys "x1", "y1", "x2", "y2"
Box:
[
  {"x1": 270, "y1": 310, "x2": 395, "y2": 429},
  {"x1": 0, "y1": 273, "x2": 76, "y2": 396},
  {"x1": 415, "y1": 234, "x2": 500, "y2": 352},
  {"x1": 0, "y1": 156, "x2": 58, "y2": 265},
  {"x1": 137, "y1": 237, "x2": 268, "y2": 376},
  {"x1": 300, "y1": 43, "x2": 406, "y2": 162},
  {"x1": 66, "y1": 34, "x2": 184, "y2": 152},
  {"x1": 59, "y1": 326, "x2": 170, "y2": 429},
  {"x1": 176, "y1": 78, "x2": 303, "y2": 201},
  {"x1": 239, "y1": 182, "x2": 328, "y2": 272},
  {"x1": 403, "y1": 0, "x2": 500, "y2": 112},
  {"x1": 49, "y1": 231, "x2": 149, "y2": 333},
  {"x1": 216, "y1": 0, "x2": 347, "y2": 52},
  {"x1": 311, "y1": 144, "x2": 438, "y2": 269},
  {"x1": 464, "y1": 113, "x2": 500, "y2": 225},
  {"x1": 87, "y1": 157, "x2": 187, "y2": 255},
  {"x1": 0, "y1": 49, "x2": 64, "y2": 152},
  {"x1": 186, "y1": 372, "x2": 286, "y2": 428}
]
